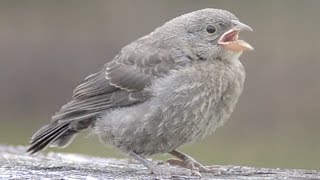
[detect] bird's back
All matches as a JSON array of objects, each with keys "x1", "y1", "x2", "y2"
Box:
[{"x1": 26, "y1": 33, "x2": 186, "y2": 154}]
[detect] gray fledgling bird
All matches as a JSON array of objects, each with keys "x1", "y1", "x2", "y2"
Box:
[{"x1": 27, "y1": 8, "x2": 253, "y2": 174}]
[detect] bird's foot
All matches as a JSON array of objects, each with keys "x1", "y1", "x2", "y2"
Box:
[
  {"x1": 129, "y1": 151, "x2": 206, "y2": 177},
  {"x1": 128, "y1": 152, "x2": 189, "y2": 177},
  {"x1": 166, "y1": 158, "x2": 223, "y2": 175},
  {"x1": 167, "y1": 150, "x2": 225, "y2": 175}
]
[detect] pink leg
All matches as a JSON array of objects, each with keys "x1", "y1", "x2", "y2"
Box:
[{"x1": 168, "y1": 150, "x2": 222, "y2": 175}]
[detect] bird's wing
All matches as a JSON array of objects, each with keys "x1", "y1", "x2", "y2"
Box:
[
  {"x1": 27, "y1": 43, "x2": 188, "y2": 153},
  {"x1": 104, "y1": 46, "x2": 177, "y2": 91},
  {"x1": 52, "y1": 44, "x2": 186, "y2": 123}
]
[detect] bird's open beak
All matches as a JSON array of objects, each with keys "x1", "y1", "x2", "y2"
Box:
[{"x1": 218, "y1": 20, "x2": 254, "y2": 52}]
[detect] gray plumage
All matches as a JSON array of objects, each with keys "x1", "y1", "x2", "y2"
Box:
[{"x1": 27, "y1": 8, "x2": 252, "y2": 173}]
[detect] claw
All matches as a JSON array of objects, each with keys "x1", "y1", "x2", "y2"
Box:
[
  {"x1": 191, "y1": 169, "x2": 202, "y2": 177},
  {"x1": 167, "y1": 158, "x2": 201, "y2": 176},
  {"x1": 168, "y1": 150, "x2": 225, "y2": 175}
]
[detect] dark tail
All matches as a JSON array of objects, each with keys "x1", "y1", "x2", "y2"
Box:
[
  {"x1": 26, "y1": 98, "x2": 108, "y2": 154},
  {"x1": 27, "y1": 70, "x2": 114, "y2": 154},
  {"x1": 26, "y1": 116, "x2": 95, "y2": 154},
  {"x1": 26, "y1": 122, "x2": 70, "y2": 154}
]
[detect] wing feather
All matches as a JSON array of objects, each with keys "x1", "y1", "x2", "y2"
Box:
[
  {"x1": 28, "y1": 33, "x2": 190, "y2": 154},
  {"x1": 50, "y1": 43, "x2": 185, "y2": 126}
]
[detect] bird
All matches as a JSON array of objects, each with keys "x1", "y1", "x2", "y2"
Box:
[{"x1": 27, "y1": 8, "x2": 253, "y2": 175}]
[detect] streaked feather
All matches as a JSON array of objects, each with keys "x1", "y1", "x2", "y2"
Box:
[{"x1": 27, "y1": 40, "x2": 187, "y2": 154}]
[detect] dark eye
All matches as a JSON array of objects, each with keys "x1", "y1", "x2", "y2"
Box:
[{"x1": 206, "y1": 25, "x2": 216, "y2": 34}]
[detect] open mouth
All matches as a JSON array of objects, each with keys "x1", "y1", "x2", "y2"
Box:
[
  {"x1": 219, "y1": 30, "x2": 239, "y2": 43},
  {"x1": 218, "y1": 29, "x2": 253, "y2": 52}
]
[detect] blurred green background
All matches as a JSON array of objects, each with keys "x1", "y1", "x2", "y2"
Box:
[{"x1": 0, "y1": 0, "x2": 319, "y2": 170}]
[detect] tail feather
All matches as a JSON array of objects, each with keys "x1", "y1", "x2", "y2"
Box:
[
  {"x1": 26, "y1": 122, "x2": 69, "y2": 154},
  {"x1": 27, "y1": 112, "x2": 97, "y2": 154},
  {"x1": 30, "y1": 126, "x2": 69, "y2": 154},
  {"x1": 49, "y1": 131, "x2": 77, "y2": 148},
  {"x1": 30, "y1": 123, "x2": 66, "y2": 144},
  {"x1": 26, "y1": 68, "x2": 117, "y2": 154}
]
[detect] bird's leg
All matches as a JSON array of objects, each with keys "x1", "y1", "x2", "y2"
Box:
[
  {"x1": 129, "y1": 152, "x2": 155, "y2": 173},
  {"x1": 129, "y1": 151, "x2": 201, "y2": 176},
  {"x1": 168, "y1": 150, "x2": 221, "y2": 174}
]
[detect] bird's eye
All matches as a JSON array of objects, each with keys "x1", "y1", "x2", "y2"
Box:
[{"x1": 206, "y1": 25, "x2": 216, "y2": 34}]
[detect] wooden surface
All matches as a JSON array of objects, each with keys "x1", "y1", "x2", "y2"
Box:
[{"x1": 0, "y1": 144, "x2": 319, "y2": 180}]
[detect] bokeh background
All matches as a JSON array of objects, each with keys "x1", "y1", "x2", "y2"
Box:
[{"x1": 1, "y1": 0, "x2": 319, "y2": 170}]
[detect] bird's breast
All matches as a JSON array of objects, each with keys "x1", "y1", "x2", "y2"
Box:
[{"x1": 149, "y1": 59, "x2": 245, "y2": 146}]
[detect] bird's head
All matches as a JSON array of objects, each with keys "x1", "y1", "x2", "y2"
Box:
[{"x1": 161, "y1": 8, "x2": 253, "y2": 61}]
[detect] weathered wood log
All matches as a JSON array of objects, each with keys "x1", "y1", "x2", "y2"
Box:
[{"x1": 0, "y1": 144, "x2": 319, "y2": 179}]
